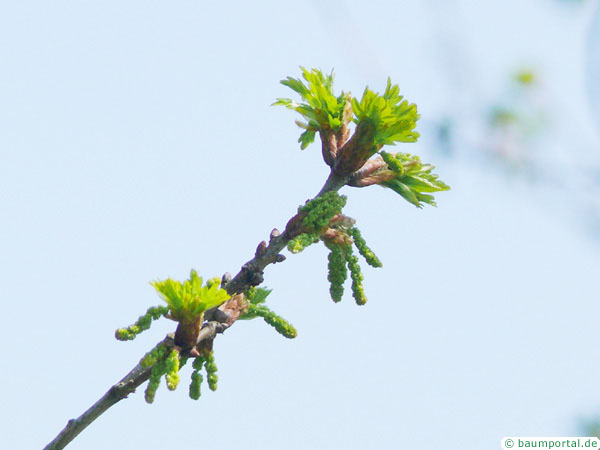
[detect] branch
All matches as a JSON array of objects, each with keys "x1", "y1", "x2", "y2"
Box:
[
  {"x1": 43, "y1": 68, "x2": 448, "y2": 450},
  {"x1": 44, "y1": 169, "x2": 345, "y2": 450},
  {"x1": 43, "y1": 322, "x2": 226, "y2": 450},
  {"x1": 43, "y1": 343, "x2": 162, "y2": 450},
  {"x1": 225, "y1": 170, "x2": 347, "y2": 295}
]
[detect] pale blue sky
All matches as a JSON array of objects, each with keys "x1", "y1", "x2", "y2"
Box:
[{"x1": 1, "y1": 1, "x2": 600, "y2": 449}]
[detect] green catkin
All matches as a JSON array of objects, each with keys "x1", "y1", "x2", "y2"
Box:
[
  {"x1": 299, "y1": 192, "x2": 347, "y2": 232},
  {"x1": 115, "y1": 305, "x2": 169, "y2": 341},
  {"x1": 327, "y1": 245, "x2": 347, "y2": 302},
  {"x1": 247, "y1": 304, "x2": 297, "y2": 338},
  {"x1": 189, "y1": 370, "x2": 203, "y2": 400},
  {"x1": 345, "y1": 249, "x2": 367, "y2": 305},
  {"x1": 192, "y1": 355, "x2": 206, "y2": 370},
  {"x1": 140, "y1": 343, "x2": 167, "y2": 368},
  {"x1": 189, "y1": 355, "x2": 206, "y2": 400},
  {"x1": 165, "y1": 349, "x2": 180, "y2": 391},
  {"x1": 349, "y1": 227, "x2": 382, "y2": 268},
  {"x1": 145, "y1": 359, "x2": 167, "y2": 404},
  {"x1": 287, "y1": 232, "x2": 320, "y2": 254},
  {"x1": 204, "y1": 352, "x2": 218, "y2": 392}
]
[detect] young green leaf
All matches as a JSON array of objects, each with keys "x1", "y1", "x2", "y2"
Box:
[
  {"x1": 379, "y1": 151, "x2": 450, "y2": 208},
  {"x1": 244, "y1": 286, "x2": 272, "y2": 305},
  {"x1": 274, "y1": 67, "x2": 349, "y2": 149},
  {"x1": 151, "y1": 269, "x2": 231, "y2": 322},
  {"x1": 352, "y1": 79, "x2": 420, "y2": 147}
]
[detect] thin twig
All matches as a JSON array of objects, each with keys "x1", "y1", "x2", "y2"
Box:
[
  {"x1": 43, "y1": 324, "x2": 220, "y2": 450},
  {"x1": 316, "y1": 171, "x2": 349, "y2": 197},
  {"x1": 43, "y1": 335, "x2": 171, "y2": 450}
]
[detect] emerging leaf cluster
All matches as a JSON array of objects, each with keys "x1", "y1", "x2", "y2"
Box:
[
  {"x1": 239, "y1": 287, "x2": 297, "y2": 339},
  {"x1": 273, "y1": 67, "x2": 350, "y2": 149},
  {"x1": 352, "y1": 79, "x2": 419, "y2": 146},
  {"x1": 379, "y1": 151, "x2": 450, "y2": 208},
  {"x1": 115, "y1": 270, "x2": 228, "y2": 405},
  {"x1": 151, "y1": 269, "x2": 230, "y2": 322},
  {"x1": 275, "y1": 68, "x2": 419, "y2": 152}
]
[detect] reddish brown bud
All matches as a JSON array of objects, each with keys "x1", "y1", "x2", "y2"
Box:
[
  {"x1": 218, "y1": 294, "x2": 247, "y2": 326},
  {"x1": 174, "y1": 316, "x2": 204, "y2": 351},
  {"x1": 347, "y1": 155, "x2": 395, "y2": 187},
  {"x1": 321, "y1": 228, "x2": 353, "y2": 246},
  {"x1": 284, "y1": 212, "x2": 307, "y2": 238},
  {"x1": 333, "y1": 121, "x2": 378, "y2": 176},
  {"x1": 255, "y1": 240, "x2": 267, "y2": 258},
  {"x1": 320, "y1": 129, "x2": 338, "y2": 167},
  {"x1": 328, "y1": 214, "x2": 356, "y2": 228},
  {"x1": 338, "y1": 124, "x2": 351, "y2": 149},
  {"x1": 221, "y1": 272, "x2": 232, "y2": 288}
]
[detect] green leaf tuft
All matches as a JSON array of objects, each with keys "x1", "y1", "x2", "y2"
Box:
[
  {"x1": 352, "y1": 78, "x2": 420, "y2": 147},
  {"x1": 274, "y1": 67, "x2": 350, "y2": 149},
  {"x1": 379, "y1": 151, "x2": 450, "y2": 208},
  {"x1": 244, "y1": 286, "x2": 272, "y2": 306},
  {"x1": 151, "y1": 269, "x2": 230, "y2": 322}
]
